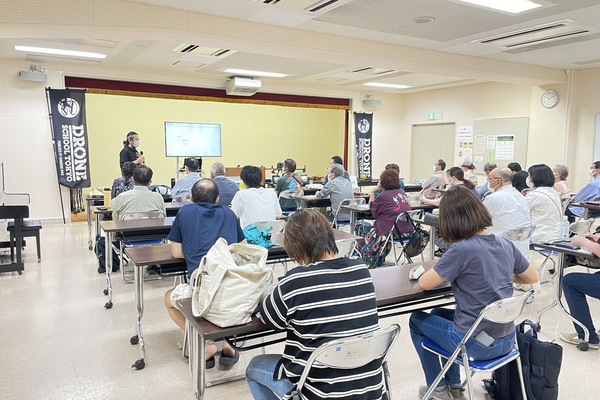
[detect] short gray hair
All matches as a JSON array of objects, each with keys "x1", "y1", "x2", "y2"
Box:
[
  {"x1": 554, "y1": 164, "x2": 569, "y2": 180},
  {"x1": 210, "y1": 162, "x2": 226, "y2": 177},
  {"x1": 329, "y1": 163, "x2": 345, "y2": 177},
  {"x1": 496, "y1": 167, "x2": 513, "y2": 183},
  {"x1": 483, "y1": 162, "x2": 497, "y2": 173}
]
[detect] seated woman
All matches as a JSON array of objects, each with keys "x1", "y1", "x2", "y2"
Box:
[
  {"x1": 360, "y1": 168, "x2": 413, "y2": 268},
  {"x1": 246, "y1": 209, "x2": 386, "y2": 399},
  {"x1": 560, "y1": 233, "x2": 600, "y2": 349},
  {"x1": 553, "y1": 164, "x2": 570, "y2": 199},
  {"x1": 526, "y1": 164, "x2": 561, "y2": 244},
  {"x1": 410, "y1": 185, "x2": 538, "y2": 400},
  {"x1": 420, "y1": 167, "x2": 480, "y2": 207},
  {"x1": 231, "y1": 165, "x2": 282, "y2": 228},
  {"x1": 460, "y1": 159, "x2": 478, "y2": 185},
  {"x1": 110, "y1": 161, "x2": 136, "y2": 199}
]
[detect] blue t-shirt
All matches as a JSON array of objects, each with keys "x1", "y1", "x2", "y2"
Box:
[
  {"x1": 434, "y1": 234, "x2": 528, "y2": 338},
  {"x1": 167, "y1": 202, "x2": 245, "y2": 275}
]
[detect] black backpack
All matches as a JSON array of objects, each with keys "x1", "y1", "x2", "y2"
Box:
[
  {"x1": 483, "y1": 320, "x2": 562, "y2": 400},
  {"x1": 404, "y1": 228, "x2": 430, "y2": 257}
]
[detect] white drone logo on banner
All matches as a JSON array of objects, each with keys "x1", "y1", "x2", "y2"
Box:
[
  {"x1": 358, "y1": 119, "x2": 370, "y2": 133},
  {"x1": 57, "y1": 97, "x2": 80, "y2": 118}
]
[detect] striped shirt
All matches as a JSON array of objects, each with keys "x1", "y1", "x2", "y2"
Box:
[{"x1": 260, "y1": 258, "x2": 386, "y2": 400}]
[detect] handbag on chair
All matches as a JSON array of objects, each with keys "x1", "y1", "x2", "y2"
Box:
[{"x1": 191, "y1": 238, "x2": 273, "y2": 328}]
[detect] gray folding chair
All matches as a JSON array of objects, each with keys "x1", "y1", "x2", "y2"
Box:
[
  {"x1": 332, "y1": 197, "x2": 366, "y2": 230},
  {"x1": 291, "y1": 324, "x2": 401, "y2": 400},
  {"x1": 421, "y1": 290, "x2": 535, "y2": 400}
]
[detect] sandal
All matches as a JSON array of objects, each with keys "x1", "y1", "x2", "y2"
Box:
[
  {"x1": 219, "y1": 350, "x2": 240, "y2": 366},
  {"x1": 206, "y1": 356, "x2": 215, "y2": 369}
]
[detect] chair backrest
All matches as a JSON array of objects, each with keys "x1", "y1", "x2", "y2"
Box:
[
  {"x1": 294, "y1": 324, "x2": 401, "y2": 395},
  {"x1": 462, "y1": 290, "x2": 534, "y2": 341},
  {"x1": 254, "y1": 220, "x2": 286, "y2": 234},
  {"x1": 335, "y1": 238, "x2": 357, "y2": 257},
  {"x1": 570, "y1": 219, "x2": 593, "y2": 236},
  {"x1": 0, "y1": 205, "x2": 28, "y2": 219},
  {"x1": 503, "y1": 225, "x2": 535, "y2": 242},
  {"x1": 332, "y1": 197, "x2": 367, "y2": 227},
  {"x1": 561, "y1": 195, "x2": 573, "y2": 214},
  {"x1": 120, "y1": 210, "x2": 165, "y2": 221}
]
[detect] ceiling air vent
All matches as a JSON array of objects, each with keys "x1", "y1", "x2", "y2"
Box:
[
  {"x1": 350, "y1": 67, "x2": 395, "y2": 75},
  {"x1": 474, "y1": 20, "x2": 594, "y2": 49},
  {"x1": 171, "y1": 45, "x2": 232, "y2": 57}
]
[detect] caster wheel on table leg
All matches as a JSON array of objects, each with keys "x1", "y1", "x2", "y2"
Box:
[
  {"x1": 132, "y1": 359, "x2": 145, "y2": 370},
  {"x1": 104, "y1": 301, "x2": 113, "y2": 309},
  {"x1": 130, "y1": 335, "x2": 139, "y2": 345},
  {"x1": 103, "y1": 288, "x2": 108, "y2": 295},
  {"x1": 89, "y1": 245, "x2": 93, "y2": 250},
  {"x1": 17, "y1": 271, "x2": 23, "y2": 275}
]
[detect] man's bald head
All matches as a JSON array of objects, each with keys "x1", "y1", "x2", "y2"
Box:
[{"x1": 191, "y1": 179, "x2": 220, "y2": 204}]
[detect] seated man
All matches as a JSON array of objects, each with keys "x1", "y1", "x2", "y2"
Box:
[
  {"x1": 231, "y1": 165, "x2": 282, "y2": 228},
  {"x1": 209, "y1": 162, "x2": 239, "y2": 207},
  {"x1": 316, "y1": 163, "x2": 354, "y2": 223},
  {"x1": 98, "y1": 165, "x2": 166, "y2": 273},
  {"x1": 483, "y1": 167, "x2": 531, "y2": 260},
  {"x1": 559, "y1": 232, "x2": 600, "y2": 350},
  {"x1": 165, "y1": 179, "x2": 245, "y2": 367},
  {"x1": 567, "y1": 160, "x2": 600, "y2": 221},
  {"x1": 475, "y1": 162, "x2": 497, "y2": 199},
  {"x1": 324, "y1": 155, "x2": 351, "y2": 183},
  {"x1": 112, "y1": 165, "x2": 166, "y2": 221},
  {"x1": 384, "y1": 162, "x2": 405, "y2": 190},
  {"x1": 171, "y1": 157, "x2": 201, "y2": 200},
  {"x1": 421, "y1": 159, "x2": 447, "y2": 199},
  {"x1": 275, "y1": 158, "x2": 303, "y2": 212}
]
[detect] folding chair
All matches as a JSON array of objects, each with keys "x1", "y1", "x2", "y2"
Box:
[
  {"x1": 291, "y1": 324, "x2": 401, "y2": 400},
  {"x1": 331, "y1": 198, "x2": 366, "y2": 231},
  {"x1": 335, "y1": 238, "x2": 358, "y2": 258},
  {"x1": 117, "y1": 210, "x2": 168, "y2": 282},
  {"x1": 389, "y1": 210, "x2": 428, "y2": 265},
  {"x1": 421, "y1": 290, "x2": 535, "y2": 400}
]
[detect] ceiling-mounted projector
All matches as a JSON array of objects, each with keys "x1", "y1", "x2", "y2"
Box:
[
  {"x1": 225, "y1": 76, "x2": 261, "y2": 96},
  {"x1": 17, "y1": 65, "x2": 47, "y2": 83}
]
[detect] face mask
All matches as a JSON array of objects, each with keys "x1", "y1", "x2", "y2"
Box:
[
  {"x1": 590, "y1": 169, "x2": 597, "y2": 177},
  {"x1": 133, "y1": 140, "x2": 141, "y2": 148},
  {"x1": 433, "y1": 165, "x2": 437, "y2": 172},
  {"x1": 526, "y1": 177, "x2": 533, "y2": 187}
]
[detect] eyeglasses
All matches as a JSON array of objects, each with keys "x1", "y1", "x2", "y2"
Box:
[{"x1": 487, "y1": 177, "x2": 500, "y2": 182}]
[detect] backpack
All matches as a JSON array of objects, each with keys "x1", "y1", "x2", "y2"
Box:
[
  {"x1": 94, "y1": 236, "x2": 121, "y2": 271},
  {"x1": 483, "y1": 320, "x2": 563, "y2": 400},
  {"x1": 404, "y1": 228, "x2": 430, "y2": 257},
  {"x1": 149, "y1": 184, "x2": 173, "y2": 202}
]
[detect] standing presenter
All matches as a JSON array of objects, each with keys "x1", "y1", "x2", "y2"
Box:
[{"x1": 119, "y1": 131, "x2": 145, "y2": 168}]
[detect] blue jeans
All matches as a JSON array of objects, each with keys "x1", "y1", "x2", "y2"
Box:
[
  {"x1": 409, "y1": 308, "x2": 515, "y2": 387},
  {"x1": 246, "y1": 354, "x2": 294, "y2": 400},
  {"x1": 562, "y1": 272, "x2": 600, "y2": 344}
]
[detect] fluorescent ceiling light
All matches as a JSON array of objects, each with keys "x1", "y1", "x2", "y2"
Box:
[
  {"x1": 223, "y1": 68, "x2": 287, "y2": 78},
  {"x1": 15, "y1": 45, "x2": 107, "y2": 59},
  {"x1": 456, "y1": 0, "x2": 542, "y2": 14},
  {"x1": 364, "y1": 82, "x2": 412, "y2": 89}
]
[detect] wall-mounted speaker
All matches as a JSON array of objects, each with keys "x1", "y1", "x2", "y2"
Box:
[
  {"x1": 17, "y1": 70, "x2": 47, "y2": 83},
  {"x1": 362, "y1": 99, "x2": 382, "y2": 106}
]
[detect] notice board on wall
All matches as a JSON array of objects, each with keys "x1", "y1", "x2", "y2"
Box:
[{"x1": 471, "y1": 117, "x2": 529, "y2": 169}]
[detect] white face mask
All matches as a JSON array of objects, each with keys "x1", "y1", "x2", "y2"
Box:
[
  {"x1": 433, "y1": 165, "x2": 438, "y2": 173},
  {"x1": 133, "y1": 140, "x2": 141, "y2": 148},
  {"x1": 526, "y1": 177, "x2": 533, "y2": 187},
  {"x1": 590, "y1": 168, "x2": 597, "y2": 177}
]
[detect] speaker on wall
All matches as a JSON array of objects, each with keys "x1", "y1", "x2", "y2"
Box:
[
  {"x1": 362, "y1": 99, "x2": 382, "y2": 106},
  {"x1": 17, "y1": 70, "x2": 47, "y2": 83}
]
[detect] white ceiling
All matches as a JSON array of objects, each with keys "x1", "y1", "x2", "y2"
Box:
[{"x1": 2, "y1": 0, "x2": 600, "y2": 95}]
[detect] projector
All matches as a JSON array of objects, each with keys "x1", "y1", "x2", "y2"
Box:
[
  {"x1": 18, "y1": 70, "x2": 47, "y2": 83},
  {"x1": 225, "y1": 77, "x2": 261, "y2": 96}
]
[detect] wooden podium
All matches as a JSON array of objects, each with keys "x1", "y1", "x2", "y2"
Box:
[{"x1": 225, "y1": 166, "x2": 266, "y2": 186}]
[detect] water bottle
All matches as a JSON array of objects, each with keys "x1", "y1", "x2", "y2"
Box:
[
  {"x1": 561, "y1": 216, "x2": 570, "y2": 239},
  {"x1": 288, "y1": 179, "x2": 297, "y2": 197}
]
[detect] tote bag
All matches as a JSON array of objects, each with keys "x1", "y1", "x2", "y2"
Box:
[{"x1": 191, "y1": 238, "x2": 272, "y2": 327}]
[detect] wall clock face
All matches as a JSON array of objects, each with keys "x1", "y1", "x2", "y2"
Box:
[{"x1": 541, "y1": 90, "x2": 559, "y2": 109}]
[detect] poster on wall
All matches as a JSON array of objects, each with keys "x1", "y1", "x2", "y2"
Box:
[
  {"x1": 354, "y1": 112, "x2": 373, "y2": 180},
  {"x1": 495, "y1": 135, "x2": 515, "y2": 160},
  {"x1": 46, "y1": 88, "x2": 91, "y2": 188}
]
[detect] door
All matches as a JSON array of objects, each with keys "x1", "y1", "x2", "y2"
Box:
[{"x1": 409, "y1": 123, "x2": 455, "y2": 183}]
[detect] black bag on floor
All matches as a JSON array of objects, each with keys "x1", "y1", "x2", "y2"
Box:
[
  {"x1": 483, "y1": 320, "x2": 563, "y2": 400},
  {"x1": 94, "y1": 236, "x2": 120, "y2": 271}
]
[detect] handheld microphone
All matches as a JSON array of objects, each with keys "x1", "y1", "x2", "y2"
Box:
[{"x1": 140, "y1": 151, "x2": 144, "y2": 156}]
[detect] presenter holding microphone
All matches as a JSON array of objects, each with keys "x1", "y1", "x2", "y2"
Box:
[{"x1": 119, "y1": 131, "x2": 145, "y2": 168}]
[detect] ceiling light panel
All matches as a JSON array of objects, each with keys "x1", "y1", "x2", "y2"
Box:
[
  {"x1": 15, "y1": 45, "x2": 107, "y2": 59},
  {"x1": 456, "y1": 0, "x2": 543, "y2": 14},
  {"x1": 223, "y1": 68, "x2": 287, "y2": 77},
  {"x1": 363, "y1": 82, "x2": 411, "y2": 89}
]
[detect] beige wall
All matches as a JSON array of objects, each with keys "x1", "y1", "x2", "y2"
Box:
[
  {"x1": 1, "y1": 57, "x2": 599, "y2": 220},
  {"x1": 86, "y1": 94, "x2": 346, "y2": 188}
]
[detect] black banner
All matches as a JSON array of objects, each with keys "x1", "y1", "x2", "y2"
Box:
[
  {"x1": 354, "y1": 112, "x2": 373, "y2": 180},
  {"x1": 47, "y1": 89, "x2": 91, "y2": 188}
]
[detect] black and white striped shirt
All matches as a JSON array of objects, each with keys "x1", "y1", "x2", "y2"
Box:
[{"x1": 260, "y1": 257, "x2": 386, "y2": 399}]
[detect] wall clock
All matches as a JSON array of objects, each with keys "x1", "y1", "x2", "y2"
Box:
[{"x1": 541, "y1": 90, "x2": 559, "y2": 109}]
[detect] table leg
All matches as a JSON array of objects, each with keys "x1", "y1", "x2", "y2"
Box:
[
  {"x1": 429, "y1": 225, "x2": 436, "y2": 260},
  {"x1": 132, "y1": 263, "x2": 145, "y2": 369},
  {"x1": 104, "y1": 231, "x2": 113, "y2": 309},
  {"x1": 349, "y1": 209, "x2": 356, "y2": 234},
  {"x1": 537, "y1": 253, "x2": 590, "y2": 346},
  {"x1": 193, "y1": 328, "x2": 206, "y2": 400},
  {"x1": 87, "y1": 198, "x2": 93, "y2": 250}
]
